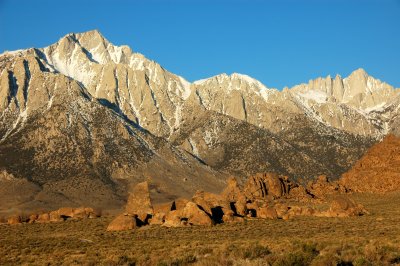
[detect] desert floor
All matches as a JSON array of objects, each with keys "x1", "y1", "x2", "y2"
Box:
[{"x1": 1, "y1": 192, "x2": 400, "y2": 266}]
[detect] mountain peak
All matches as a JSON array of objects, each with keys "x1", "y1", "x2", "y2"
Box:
[
  {"x1": 75, "y1": 29, "x2": 109, "y2": 44},
  {"x1": 194, "y1": 72, "x2": 269, "y2": 90},
  {"x1": 57, "y1": 29, "x2": 108, "y2": 46},
  {"x1": 347, "y1": 68, "x2": 368, "y2": 79}
]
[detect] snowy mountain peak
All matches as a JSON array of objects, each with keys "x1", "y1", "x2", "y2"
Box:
[
  {"x1": 348, "y1": 68, "x2": 368, "y2": 79},
  {"x1": 194, "y1": 72, "x2": 272, "y2": 92},
  {"x1": 1, "y1": 30, "x2": 399, "y2": 142}
]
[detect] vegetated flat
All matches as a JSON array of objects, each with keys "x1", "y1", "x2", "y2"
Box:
[{"x1": 1, "y1": 193, "x2": 400, "y2": 266}]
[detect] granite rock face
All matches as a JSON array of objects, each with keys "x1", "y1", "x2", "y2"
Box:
[{"x1": 1, "y1": 30, "x2": 399, "y2": 213}]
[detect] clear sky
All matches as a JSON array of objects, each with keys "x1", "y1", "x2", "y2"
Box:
[{"x1": 0, "y1": 0, "x2": 399, "y2": 89}]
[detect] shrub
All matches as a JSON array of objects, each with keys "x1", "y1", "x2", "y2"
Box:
[
  {"x1": 353, "y1": 257, "x2": 372, "y2": 266},
  {"x1": 116, "y1": 255, "x2": 136, "y2": 266},
  {"x1": 242, "y1": 243, "x2": 271, "y2": 260}
]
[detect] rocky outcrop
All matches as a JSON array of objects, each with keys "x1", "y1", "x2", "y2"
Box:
[
  {"x1": 340, "y1": 135, "x2": 400, "y2": 193},
  {"x1": 4, "y1": 206, "x2": 100, "y2": 225},
  {"x1": 257, "y1": 207, "x2": 278, "y2": 219},
  {"x1": 243, "y1": 173, "x2": 312, "y2": 201},
  {"x1": 182, "y1": 202, "x2": 213, "y2": 226},
  {"x1": 221, "y1": 177, "x2": 243, "y2": 202},
  {"x1": 125, "y1": 181, "x2": 154, "y2": 223},
  {"x1": 107, "y1": 214, "x2": 139, "y2": 231},
  {"x1": 163, "y1": 210, "x2": 186, "y2": 227},
  {"x1": 7, "y1": 216, "x2": 22, "y2": 225},
  {"x1": 307, "y1": 175, "x2": 347, "y2": 199},
  {"x1": 244, "y1": 173, "x2": 287, "y2": 200},
  {"x1": 319, "y1": 196, "x2": 369, "y2": 217}
]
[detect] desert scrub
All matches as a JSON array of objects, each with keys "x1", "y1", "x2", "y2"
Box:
[
  {"x1": 272, "y1": 242, "x2": 319, "y2": 266},
  {"x1": 1, "y1": 193, "x2": 400, "y2": 265},
  {"x1": 223, "y1": 242, "x2": 271, "y2": 260}
]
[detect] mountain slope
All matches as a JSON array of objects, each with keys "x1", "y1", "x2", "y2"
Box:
[
  {"x1": 171, "y1": 105, "x2": 373, "y2": 180},
  {"x1": 340, "y1": 134, "x2": 400, "y2": 193},
  {"x1": 0, "y1": 52, "x2": 226, "y2": 214},
  {"x1": 0, "y1": 30, "x2": 398, "y2": 213}
]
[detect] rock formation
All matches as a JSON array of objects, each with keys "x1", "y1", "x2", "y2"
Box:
[
  {"x1": 340, "y1": 134, "x2": 400, "y2": 193},
  {"x1": 319, "y1": 196, "x2": 369, "y2": 217},
  {"x1": 182, "y1": 202, "x2": 213, "y2": 226},
  {"x1": 125, "y1": 181, "x2": 154, "y2": 223},
  {"x1": 307, "y1": 175, "x2": 347, "y2": 198},
  {"x1": 106, "y1": 173, "x2": 368, "y2": 230},
  {"x1": 5, "y1": 206, "x2": 100, "y2": 225},
  {"x1": 107, "y1": 214, "x2": 139, "y2": 231},
  {"x1": 2, "y1": 30, "x2": 399, "y2": 213}
]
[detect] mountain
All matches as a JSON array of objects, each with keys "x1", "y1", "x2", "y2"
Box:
[
  {"x1": 0, "y1": 37, "x2": 225, "y2": 214},
  {"x1": 0, "y1": 30, "x2": 398, "y2": 213},
  {"x1": 290, "y1": 69, "x2": 399, "y2": 136},
  {"x1": 340, "y1": 134, "x2": 400, "y2": 193}
]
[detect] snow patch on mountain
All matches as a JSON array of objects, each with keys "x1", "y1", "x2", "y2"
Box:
[
  {"x1": 178, "y1": 76, "x2": 192, "y2": 100},
  {"x1": 296, "y1": 90, "x2": 328, "y2": 104},
  {"x1": 194, "y1": 72, "x2": 275, "y2": 101}
]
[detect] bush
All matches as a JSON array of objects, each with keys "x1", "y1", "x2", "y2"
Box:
[
  {"x1": 353, "y1": 257, "x2": 372, "y2": 266},
  {"x1": 273, "y1": 252, "x2": 313, "y2": 266},
  {"x1": 242, "y1": 243, "x2": 271, "y2": 259},
  {"x1": 116, "y1": 255, "x2": 136, "y2": 266},
  {"x1": 273, "y1": 242, "x2": 319, "y2": 266},
  {"x1": 224, "y1": 242, "x2": 271, "y2": 260},
  {"x1": 157, "y1": 254, "x2": 197, "y2": 266}
]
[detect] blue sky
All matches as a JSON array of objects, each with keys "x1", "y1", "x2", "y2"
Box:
[{"x1": 0, "y1": 0, "x2": 399, "y2": 89}]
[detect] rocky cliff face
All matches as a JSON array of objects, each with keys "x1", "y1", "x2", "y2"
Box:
[
  {"x1": 0, "y1": 30, "x2": 398, "y2": 212},
  {"x1": 290, "y1": 69, "x2": 399, "y2": 136},
  {"x1": 0, "y1": 45, "x2": 225, "y2": 214}
]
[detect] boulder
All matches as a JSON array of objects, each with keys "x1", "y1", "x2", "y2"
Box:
[
  {"x1": 172, "y1": 198, "x2": 189, "y2": 211},
  {"x1": 125, "y1": 181, "x2": 154, "y2": 223},
  {"x1": 107, "y1": 214, "x2": 138, "y2": 231},
  {"x1": 274, "y1": 203, "x2": 289, "y2": 218},
  {"x1": 307, "y1": 175, "x2": 346, "y2": 199},
  {"x1": 257, "y1": 207, "x2": 278, "y2": 219},
  {"x1": 192, "y1": 191, "x2": 221, "y2": 214},
  {"x1": 7, "y1": 215, "x2": 22, "y2": 225},
  {"x1": 234, "y1": 195, "x2": 248, "y2": 216},
  {"x1": 28, "y1": 214, "x2": 38, "y2": 223},
  {"x1": 182, "y1": 201, "x2": 213, "y2": 226},
  {"x1": 49, "y1": 211, "x2": 63, "y2": 222},
  {"x1": 246, "y1": 201, "x2": 259, "y2": 211},
  {"x1": 163, "y1": 210, "x2": 185, "y2": 227},
  {"x1": 192, "y1": 190, "x2": 229, "y2": 223},
  {"x1": 72, "y1": 207, "x2": 89, "y2": 219},
  {"x1": 36, "y1": 213, "x2": 50, "y2": 223},
  {"x1": 86, "y1": 208, "x2": 101, "y2": 218},
  {"x1": 244, "y1": 173, "x2": 268, "y2": 199},
  {"x1": 301, "y1": 207, "x2": 315, "y2": 216},
  {"x1": 330, "y1": 196, "x2": 357, "y2": 212},
  {"x1": 327, "y1": 196, "x2": 368, "y2": 217},
  {"x1": 244, "y1": 173, "x2": 288, "y2": 200},
  {"x1": 287, "y1": 206, "x2": 303, "y2": 216},
  {"x1": 288, "y1": 186, "x2": 313, "y2": 202},
  {"x1": 266, "y1": 173, "x2": 286, "y2": 198},
  {"x1": 154, "y1": 202, "x2": 174, "y2": 214},
  {"x1": 149, "y1": 212, "x2": 166, "y2": 225},
  {"x1": 57, "y1": 207, "x2": 74, "y2": 218},
  {"x1": 222, "y1": 210, "x2": 244, "y2": 223},
  {"x1": 221, "y1": 177, "x2": 244, "y2": 202}
]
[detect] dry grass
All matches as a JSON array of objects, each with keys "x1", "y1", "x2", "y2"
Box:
[{"x1": 1, "y1": 192, "x2": 400, "y2": 265}]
